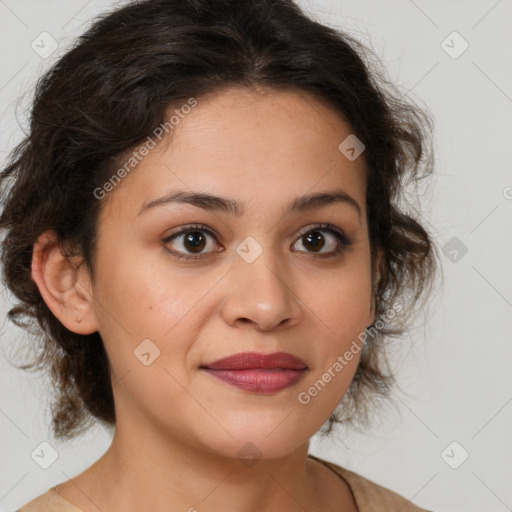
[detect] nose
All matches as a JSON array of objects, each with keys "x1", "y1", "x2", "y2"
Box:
[{"x1": 220, "y1": 246, "x2": 302, "y2": 332}]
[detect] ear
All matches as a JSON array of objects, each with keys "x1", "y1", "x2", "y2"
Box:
[
  {"x1": 31, "y1": 230, "x2": 99, "y2": 335},
  {"x1": 368, "y1": 247, "x2": 384, "y2": 325}
]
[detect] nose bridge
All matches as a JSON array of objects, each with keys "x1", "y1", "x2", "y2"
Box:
[{"x1": 220, "y1": 237, "x2": 301, "y2": 330}]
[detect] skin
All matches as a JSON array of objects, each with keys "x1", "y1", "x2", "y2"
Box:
[{"x1": 31, "y1": 86, "x2": 380, "y2": 512}]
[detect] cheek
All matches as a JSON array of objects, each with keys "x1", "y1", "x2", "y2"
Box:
[
  {"x1": 301, "y1": 261, "x2": 373, "y2": 340},
  {"x1": 295, "y1": 259, "x2": 371, "y2": 409},
  {"x1": 328, "y1": 279, "x2": 372, "y2": 338},
  {"x1": 90, "y1": 256, "x2": 199, "y2": 419},
  {"x1": 93, "y1": 249, "x2": 199, "y2": 335},
  {"x1": 91, "y1": 253, "x2": 220, "y2": 381}
]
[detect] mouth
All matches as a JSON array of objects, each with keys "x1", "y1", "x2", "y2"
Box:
[{"x1": 200, "y1": 351, "x2": 308, "y2": 394}]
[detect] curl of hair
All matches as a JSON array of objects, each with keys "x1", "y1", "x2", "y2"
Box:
[{"x1": 0, "y1": 0, "x2": 439, "y2": 440}]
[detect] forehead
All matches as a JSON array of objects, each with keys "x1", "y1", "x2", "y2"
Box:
[{"x1": 101, "y1": 86, "x2": 367, "y2": 221}]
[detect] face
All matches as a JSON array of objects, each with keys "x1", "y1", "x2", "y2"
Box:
[{"x1": 83, "y1": 86, "x2": 375, "y2": 459}]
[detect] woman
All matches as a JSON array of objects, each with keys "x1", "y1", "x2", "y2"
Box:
[{"x1": 0, "y1": 0, "x2": 437, "y2": 510}]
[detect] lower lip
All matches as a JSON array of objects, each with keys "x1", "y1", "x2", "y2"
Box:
[{"x1": 202, "y1": 368, "x2": 307, "y2": 393}]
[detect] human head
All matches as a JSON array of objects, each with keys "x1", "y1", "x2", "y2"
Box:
[{"x1": 0, "y1": 0, "x2": 437, "y2": 442}]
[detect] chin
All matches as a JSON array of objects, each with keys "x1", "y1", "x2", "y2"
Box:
[{"x1": 200, "y1": 424, "x2": 311, "y2": 462}]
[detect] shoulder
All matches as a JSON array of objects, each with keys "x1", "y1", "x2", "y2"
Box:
[
  {"x1": 16, "y1": 487, "x2": 83, "y2": 512},
  {"x1": 309, "y1": 454, "x2": 433, "y2": 512}
]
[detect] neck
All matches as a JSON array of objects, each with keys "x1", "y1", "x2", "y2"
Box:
[
  {"x1": 56, "y1": 403, "x2": 358, "y2": 512},
  {"x1": 71, "y1": 423, "x2": 321, "y2": 511}
]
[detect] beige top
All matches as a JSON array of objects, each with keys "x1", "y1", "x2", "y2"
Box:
[{"x1": 16, "y1": 454, "x2": 431, "y2": 511}]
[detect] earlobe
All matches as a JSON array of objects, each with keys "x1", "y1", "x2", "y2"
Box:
[{"x1": 31, "y1": 230, "x2": 98, "y2": 335}]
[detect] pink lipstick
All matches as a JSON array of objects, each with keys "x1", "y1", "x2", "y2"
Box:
[{"x1": 200, "y1": 351, "x2": 308, "y2": 393}]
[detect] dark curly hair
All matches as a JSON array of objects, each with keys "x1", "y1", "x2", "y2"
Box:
[{"x1": 0, "y1": 0, "x2": 439, "y2": 441}]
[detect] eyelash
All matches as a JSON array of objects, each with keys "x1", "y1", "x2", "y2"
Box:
[{"x1": 162, "y1": 223, "x2": 352, "y2": 261}]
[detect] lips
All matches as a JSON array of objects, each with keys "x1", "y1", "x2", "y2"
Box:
[
  {"x1": 202, "y1": 351, "x2": 307, "y2": 371},
  {"x1": 200, "y1": 351, "x2": 308, "y2": 393}
]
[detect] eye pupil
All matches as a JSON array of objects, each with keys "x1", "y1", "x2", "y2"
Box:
[
  {"x1": 184, "y1": 231, "x2": 206, "y2": 253},
  {"x1": 303, "y1": 231, "x2": 325, "y2": 252}
]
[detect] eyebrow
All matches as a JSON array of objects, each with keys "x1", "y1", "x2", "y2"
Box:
[{"x1": 137, "y1": 188, "x2": 362, "y2": 220}]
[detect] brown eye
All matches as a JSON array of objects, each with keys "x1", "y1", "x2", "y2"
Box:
[
  {"x1": 182, "y1": 231, "x2": 207, "y2": 253},
  {"x1": 301, "y1": 231, "x2": 326, "y2": 253},
  {"x1": 292, "y1": 224, "x2": 351, "y2": 257},
  {"x1": 163, "y1": 224, "x2": 221, "y2": 260}
]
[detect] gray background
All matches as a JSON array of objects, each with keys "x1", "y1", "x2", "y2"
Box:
[{"x1": 1, "y1": 1, "x2": 511, "y2": 511}]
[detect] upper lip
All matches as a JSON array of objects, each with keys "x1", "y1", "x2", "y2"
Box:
[{"x1": 201, "y1": 351, "x2": 308, "y2": 370}]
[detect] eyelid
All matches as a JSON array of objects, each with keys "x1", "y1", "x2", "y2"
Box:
[
  {"x1": 163, "y1": 223, "x2": 220, "y2": 241},
  {"x1": 296, "y1": 222, "x2": 349, "y2": 242}
]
